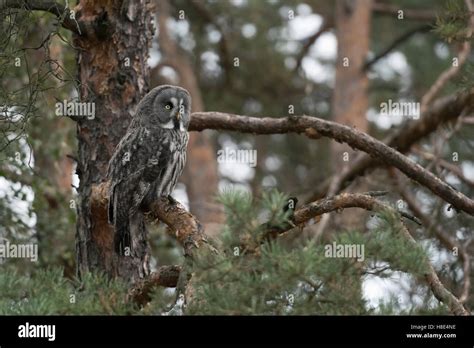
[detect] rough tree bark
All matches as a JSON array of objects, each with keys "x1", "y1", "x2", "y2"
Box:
[{"x1": 73, "y1": 0, "x2": 153, "y2": 282}]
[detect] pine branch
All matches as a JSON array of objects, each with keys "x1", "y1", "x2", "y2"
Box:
[
  {"x1": 266, "y1": 192, "x2": 468, "y2": 315},
  {"x1": 413, "y1": 147, "x2": 474, "y2": 188},
  {"x1": 189, "y1": 111, "x2": 474, "y2": 215},
  {"x1": 92, "y1": 181, "x2": 468, "y2": 314}
]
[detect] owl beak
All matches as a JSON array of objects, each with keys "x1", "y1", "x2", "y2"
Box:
[{"x1": 176, "y1": 112, "x2": 182, "y2": 121}]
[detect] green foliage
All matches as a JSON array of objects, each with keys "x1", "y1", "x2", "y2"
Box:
[
  {"x1": 434, "y1": 0, "x2": 472, "y2": 43},
  {"x1": 376, "y1": 296, "x2": 450, "y2": 315},
  {"x1": 140, "y1": 287, "x2": 177, "y2": 315},
  {"x1": 0, "y1": 267, "x2": 135, "y2": 315},
  {"x1": 186, "y1": 189, "x2": 440, "y2": 315},
  {"x1": 367, "y1": 210, "x2": 429, "y2": 275},
  {"x1": 455, "y1": 62, "x2": 474, "y2": 90},
  {"x1": 217, "y1": 189, "x2": 291, "y2": 248},
  {"x1": 0, "y1": 190, "x2": 455, "y2": 315}
]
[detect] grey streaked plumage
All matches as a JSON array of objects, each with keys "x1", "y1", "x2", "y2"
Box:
[{"x1": 107, "y1": 85, "x2": 191, "y2": 255}]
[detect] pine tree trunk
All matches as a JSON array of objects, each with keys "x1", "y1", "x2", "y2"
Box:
[
  {"x1": 331, "y1": 0, "x2": 372, "y2": 226},
  {"x1": 329, "y1": 0, "x2": 373, "y2": 301},
  {"x1": 73, "y1": 0, "x2": 153, "y2": 282},
  {"x1": 332, "y1": 0, "x2": 371, "y2": 132}
]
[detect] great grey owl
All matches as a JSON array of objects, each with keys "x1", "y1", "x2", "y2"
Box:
[{"x1": 107, "y1": 85, "x2": 191, "y2": 255}]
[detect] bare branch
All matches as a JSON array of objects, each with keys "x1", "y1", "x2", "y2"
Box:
[
  {"x1": 420, "y1": 0, "x2": 474, "y2": 114},
  {"x1": 462, "y1": 116, "x2": 474, "y2": 124},
  {"x1": 372, "y1": 2, "x2": 437, "y2": 21},
  {"x1": 413, "y1": 147, "x2": 474, "y2": 188},
  {"x1": 188, "y1": 0, "x2": 233, "y2": 79},
  {"x1": 420, "y1": 42, "x2": 470, "y2": 114},
  {"x1": 421, "y1": 47, "x2": 472, "y2": 115},
  {"x1": 91, "y1": 182, "x2": 217, "y2": 260},
  {"x1": 364, "y1": 25, "x2": 432, "y2": 71},
  {"x1": 0, "y1": 165, "x2": 33, "y2": 186},
  {"x1": 1, "y1": 0, "x2": 82, "y2": 35},
  {"x1": 295, "y1": 19, "x2": 333, "y2": 71},
  {"x1": 393, "y1": 170, "x2": 471, "y2": 304},
  {"x1": 307, "y1": 90, "x2": 474, "y2": 202},
  {"x1": 127, "y1": 265, "x2": 181, "y2": 306},
  {"x1": 189, "y1": 111, "x2": 474, "y2": 215}
]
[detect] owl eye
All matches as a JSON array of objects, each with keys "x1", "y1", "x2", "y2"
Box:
[{"x1": 164, "y1": 102, "x2": 172, "y2": 110}]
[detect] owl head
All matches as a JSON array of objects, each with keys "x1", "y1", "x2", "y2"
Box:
[{"x1": 137, "y1": 85, "x2": 191, "y2": 131}]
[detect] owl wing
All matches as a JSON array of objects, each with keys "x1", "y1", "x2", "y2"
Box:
[{"x1": 107, "y1": 126, "x2": 170, "y2": 224}]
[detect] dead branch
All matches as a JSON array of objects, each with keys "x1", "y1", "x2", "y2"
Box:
[
  {"x1": 413, "y1": 147, "x2": 474, "y2": 188},
  {"x1": 189, "y1": 111, "x2": 474, "y2": 215},
  {"x1": 91, "y1": 181, "x2": 217, "y2": 306},
  {"x1": 91, "y1": 182, "x2": 216, "y2": 260},
  {"x1": 420, "y1": 40, "x2": 471, "y2": 115},
  {"x1": 1, "y1": 0, "x2": 82, "y2": 34},
  {"x1": 372, "y1": 2, "x2": 438, "y2": 21},
  {"x1": 421, "y1": 14, "x2": 472, "y2": 115},
  {"x1": 295, "y1": 19, "x2": 334, "y2": 71},
  {"x1": 462, "y1": 116, "x2": 474, "y2": 124},
  {"x1": 127, "y1": 265, "x2": 181, "y2": 306},
  {"x1": 364, "y1": 25, "x2": 432, "y2": 71},
  {"x1": 307, "y1": 89, "x2": 474, "y2": 202},
  {"x1": 392, "y1": 170, "x2": 471, "y2": 304}
]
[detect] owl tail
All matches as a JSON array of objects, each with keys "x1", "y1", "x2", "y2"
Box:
[
  {"x1": 114, "y1": 213, "x2": 145, "y2": 256},
  {"x1": 114, "y1": 224, "x2": 131, "y2": 256}
]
